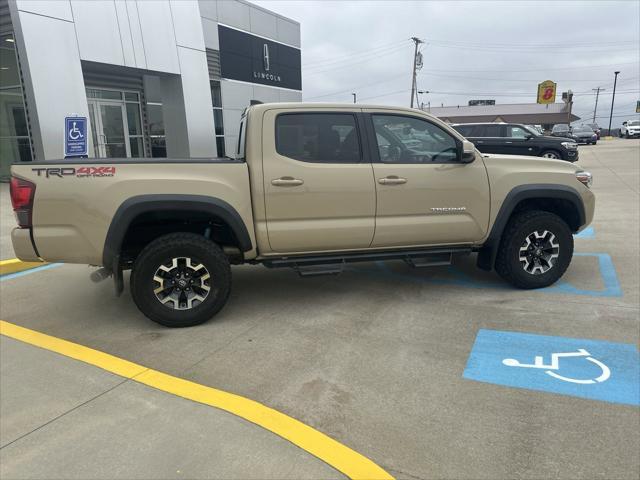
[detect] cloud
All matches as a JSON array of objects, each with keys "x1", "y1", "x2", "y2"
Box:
[{"x1": 252, "y1": 0, "x2": 640, "y2": 125}]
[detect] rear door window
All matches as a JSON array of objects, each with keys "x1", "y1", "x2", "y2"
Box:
[{"x1": 275, "y1": 113, "x2": 362, "y2": 163}]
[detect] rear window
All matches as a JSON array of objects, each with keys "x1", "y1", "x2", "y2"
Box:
[
  {"x1": 477, "y1": 124, "x2": 502, "y2": 137},
  {"x1": 453, "y1": 125, "x2": 474, "y2": 137},
  {"x1": 275, "y1": 113, "x2": 362, "y2": 163}
]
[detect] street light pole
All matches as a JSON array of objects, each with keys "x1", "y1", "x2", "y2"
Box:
[
  {"x1": 352, "y1": 93, "x2": 356, "y2": 104},
  {"x1": 608, "y1": 71, "x2": 620, "y2": 135}
]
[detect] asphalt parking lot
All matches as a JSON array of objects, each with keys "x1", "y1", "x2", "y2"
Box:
[{"x1": 1, "y1": 138, "x2": 639, "y2": 480}]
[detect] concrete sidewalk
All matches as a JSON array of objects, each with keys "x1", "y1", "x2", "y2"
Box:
[{"x1": 0, "y1": 336, "x2": 341, "y2": 479}]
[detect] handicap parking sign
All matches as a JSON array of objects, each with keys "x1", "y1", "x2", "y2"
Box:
[
  {"x1": 64, "y1": 116, "x2": 87, "y2": 157},
  {"x1": 464, "y1": 329, "x2": 639, "y2": 406}
]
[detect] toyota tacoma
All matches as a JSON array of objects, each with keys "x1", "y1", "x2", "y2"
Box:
[{"x1": 11, "y1": 103, "x2": 595, "y2": 327}]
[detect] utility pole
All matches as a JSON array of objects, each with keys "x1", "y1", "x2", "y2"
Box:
[
  {"x1": 592, "y1": 87, "x2": 604, "y2": 123},
  {"x1": 410, "y1": 37, "x2": 424, "y2": 108},
  {"x1": 608, "y1": 71, "x2": 620, "y2": 135},
  {"x1": 351, "y1": 93, "x2": 356, "y2": 104}
]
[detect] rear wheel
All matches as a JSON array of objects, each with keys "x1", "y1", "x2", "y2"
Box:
[
  {"x1": 130, "y1": 233, "x2": 231, "y2": 327},
  {"x1": 495, "y1": 210, "x2": 573, "y2": 289},
  {"x1": 541, "y1": 150, "x2": 561, "y2": 159}
]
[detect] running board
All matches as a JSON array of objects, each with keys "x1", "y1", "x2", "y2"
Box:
[
  {"x1": 294, "y1": 263, "x2": 344, "y2": 277},
  {"x1": 262, "y1": 247, "x2": 471, "y2": 273},
  {"x1": 404, "y1": 252, "x2": 452, "y2": 268}
]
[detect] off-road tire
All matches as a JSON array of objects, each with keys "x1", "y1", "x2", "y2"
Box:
[
  {"x1": 130, "y1": 233, "x2": 231, "y2": 327},
  {"x1": 495, "y1": 210, "x2": 573, "y2": 289}
]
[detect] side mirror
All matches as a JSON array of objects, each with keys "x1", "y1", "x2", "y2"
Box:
[
  {"x1": 622, "y1": 122, "x2": 627, "y2": 126},
  {"x1": 460, "y1": 140, "x2": 476, "y2": 163},
  {"x1": 525, "y1": 133, "x2": 534, "y2": 140}
]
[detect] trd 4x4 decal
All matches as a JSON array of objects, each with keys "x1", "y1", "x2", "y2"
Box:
[{"x1": 32, "y1": 166, "x2": 116, "y2": 178}]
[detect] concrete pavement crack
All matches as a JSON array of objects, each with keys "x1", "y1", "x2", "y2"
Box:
[{"x1": 0, "y1": 377, "x2": 132, "y2": 450}]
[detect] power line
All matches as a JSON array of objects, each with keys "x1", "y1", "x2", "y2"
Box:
[
  {"x1": 302, "y1": 39, "x2": 406, "y2": 68},
  {"x1": 304, "y1": 44, "x2": 408, "y2": 74},
  {"x1": 304, "y1": 42, "x2": 408, "y2": 71}
]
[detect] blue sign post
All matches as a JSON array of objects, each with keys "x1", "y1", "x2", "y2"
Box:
[
  {"x1": 64, "y1": 116, "x2": 87, "y2": 157},
  {"x1": 464, "y1": 329, "x2": 639, "y2": 406}
]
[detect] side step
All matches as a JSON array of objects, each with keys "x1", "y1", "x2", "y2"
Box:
[
  {"x1": 262, "y1": 247, "x2": 471, "y2": 276},
  {"x1": 294, "y1": 263, "x2": 344, "y2": 277},
  {"x1": 404, "y1": 252, "x2": 452, "y2": 268}
]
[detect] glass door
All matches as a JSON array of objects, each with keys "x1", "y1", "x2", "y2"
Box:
[{"x1": 87, "y1": 89, "x2": 144, "y2": 158}]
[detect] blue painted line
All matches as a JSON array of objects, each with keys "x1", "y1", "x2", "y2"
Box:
[
  {"x1": 357, "y1": 252, "x2": 622, "y2": 297},
  {"x1": 574, "y1": 226, "x2": 595, "y2": 239},
  {"x1": 0, "y1": 263, "x2": 63, "y2": 281},
  {"x1": 464, "y1": 329, "x2": 640, "y2": 406},
  {"x1": 548, "y1": 253, "x2": 622, "y2": 297}
]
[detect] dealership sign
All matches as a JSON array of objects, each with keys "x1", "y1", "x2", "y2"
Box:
[
  {"x1": 218, "y1": 25, "x2": 301, "y2": 91},
  {"x1": 537, "y1": 80, "x2": 557, "y2": 104}
]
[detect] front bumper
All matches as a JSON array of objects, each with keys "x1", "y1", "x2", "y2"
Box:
[
  {"x1": 11, "y1": 228, "x2": 40, "y2": 262},
  {"x1": 564, "y1": 149, "x2": 579, "y2": 162},
  {"x1": 625, "y1": 130, "x2": 640, "y2": 137}
]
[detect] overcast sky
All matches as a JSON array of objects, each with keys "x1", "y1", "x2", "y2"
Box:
[{"x1": 253, "y1": 0, "x2": 639, "y2": 126}]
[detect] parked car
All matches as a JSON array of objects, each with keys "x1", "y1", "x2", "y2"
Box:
[
  {"x1": 11, "y1": 103, "x2": 594, "y2": 327},
  {"x1": 572, "y1": 125, "x2": 598, "y2": 145},
  {"x1": 452, "y1": 122, "x2": 578, "y2": 161},
  {"x1": 620, "y1": 120, "x2": 640, "y2": 138},
  {"x1": 586, "y1": 123, "x2": 601, "y2": 139},
  {"x1": 550, "y1": 124, "x2": 577, "y2": 141}
]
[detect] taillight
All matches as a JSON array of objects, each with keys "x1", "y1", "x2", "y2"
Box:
[{"x1": 10, "y1": 176, "x2": 36, "y2": 227}]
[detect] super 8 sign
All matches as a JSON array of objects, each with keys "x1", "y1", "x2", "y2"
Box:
[{"x1": 537, "y1": 81, "x2": 557, "y2": 104}]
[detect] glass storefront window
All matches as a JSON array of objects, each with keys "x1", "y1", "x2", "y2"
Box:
[
  {"x1": 126, "y1": 103, "x2": 142, "y2": 136},
  {"x1": 210, "y1": 81, "x2": 222, "y2": 108},
  {"x1": 1, "y1": 32, "x2": 32, "y2": 178},
  {"x1": 147, "y1": 104, "x2": 165, "y2": 136},
  {"x1": 213, "y1": 109, "x2": 224, "y2": 136},
  {"x1": 86, "y1": 88, "x2": 122, "y2": 101},
  {"x1": 151, "y1": 136, "x2": 166, "y2": 158},
  {"x1": 124, "y1": 92, "x2": 139, "y2": 102},
  {"x1": 0, "y1": 88, "x2": 29, "y2": 137},
  {"x1": 0, "y1": 44, "x2": 21, "y2": 87}
]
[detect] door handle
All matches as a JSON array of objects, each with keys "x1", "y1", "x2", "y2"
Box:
[
  {"x1": 378, "y1": 176, "x2": 407, "y2": 185},
  {"x1": 271, "y1": 176, "x2": 304, "y2": 187},
  {"x1": 505, "y1": 141, "x2": 513, "y2": 144},
  {"x1": 475, "y1": 140, "x2": 484, "y2": 144}
]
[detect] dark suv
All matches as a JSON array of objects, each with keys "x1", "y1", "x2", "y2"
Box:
[{"x1": 452, "y1": 123, "x2": 579, "y2": 162}]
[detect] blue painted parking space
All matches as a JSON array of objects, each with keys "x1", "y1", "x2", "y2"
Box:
[
  {"x1": 574, "y1": 226, "x2": 595, "y2": 239},
  {"x1": 363, "y1": 252, "x2": 622, "y2": 298},
  {"x1": 464, "y1": 329, "x2": 639, "y2": 406}
]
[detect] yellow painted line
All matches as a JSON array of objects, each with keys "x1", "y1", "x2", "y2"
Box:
[
  {"x1": 0, "y1": 258, "x2": 46, "y2": 276},
  {"x1": 0, "y1": 320, "x2": 394, "y2": 480}
]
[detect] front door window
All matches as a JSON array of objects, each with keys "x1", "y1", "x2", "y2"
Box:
[{"x1": 87, "y1": 88, "x2": 144, "y2": 158}]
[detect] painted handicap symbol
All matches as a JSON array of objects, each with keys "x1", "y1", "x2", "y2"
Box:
[
  {"x1": 502, "y1": 349, "x2": 610, "y2": 385},
  {"x1": 68, "y1": 121, "x2": 84, "y2": 140}
]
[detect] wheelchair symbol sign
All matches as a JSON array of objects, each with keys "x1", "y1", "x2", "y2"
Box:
[
  {"x1": 464, "y1": 329, "x2": 640, "y2": 406},
  {"x1": 64, "y1": 116, "x2": 87, "y2": 156},
  {"x1": 502, "y1": 349, "x2": 610, "y2": 384}
]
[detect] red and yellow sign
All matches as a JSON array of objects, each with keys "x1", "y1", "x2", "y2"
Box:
[{"x1": 537, "y1": 80, "x2": 557, "y2": 104}]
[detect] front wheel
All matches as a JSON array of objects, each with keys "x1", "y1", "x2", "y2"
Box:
[
  {"x1": 495, "y1": 211, "x2": 573, "y2": 289},
  {"x1": 541, "y1": 150, "x2": 561, "y2": 159},
  {"x1": 130, "y1": 233, "x2": 231, "y2": 327}
]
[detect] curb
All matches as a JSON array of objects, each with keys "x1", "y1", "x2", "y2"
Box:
[{"x1": 0, "y1": 258, "x2": 47, "y2": 276}]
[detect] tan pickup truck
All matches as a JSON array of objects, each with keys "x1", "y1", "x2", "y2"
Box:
[{"x1": 11, "y1": 103, "x2": 595, "y2": 327}]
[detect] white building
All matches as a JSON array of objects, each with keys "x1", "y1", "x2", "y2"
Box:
[{"x1": 0, "y1": 0, "x2": 302, "y2": 178}]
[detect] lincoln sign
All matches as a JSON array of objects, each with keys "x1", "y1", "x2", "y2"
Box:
[{"x1": 218, "y1": 25, "x2": 302, "y2": 91}]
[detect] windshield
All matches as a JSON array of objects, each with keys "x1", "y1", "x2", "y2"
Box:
[
  {"x1": 628, "y1": 120, "x2": 640, "y2": 126},
  {"x1": 523, "y1": 125, "x2": 540, "y2": 136},
  {"x1": 574, "y1": 126, "x2": 593, "y2": 133}
]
